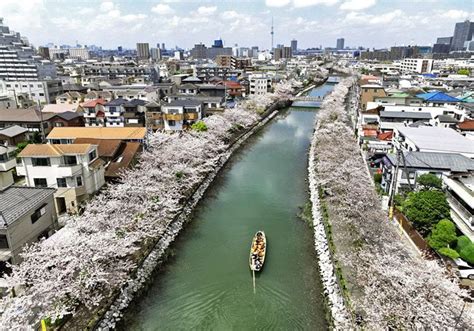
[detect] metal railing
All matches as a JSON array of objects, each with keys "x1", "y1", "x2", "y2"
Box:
[{"x1": 445, "y1": 190, "x2": 474, "y2": 227}]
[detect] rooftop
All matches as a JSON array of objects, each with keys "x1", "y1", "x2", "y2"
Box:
[
  {"x1": 0, "y1": 186, "x2": 55, "y2": 227},
  {"x1": 397, "y1": 126, "x2": 474, "y2": 155},
  {"x1": 19, "y1": 144, "x2": 93, "y2": 157},
  {"x1": 164, "y1": 100, "x2": 202, "y2": 107},
  {"x1": 416, "y1": 91, "x2": 460, "y2": 103},
  {"x1": 73, "y1": 138, "x2": 122, "y2": 158},
  {"x1": 0, "y1": 125, "x2": 28, "y2": 138},
  {"x1": 47, "y1": 127, "x2": 147, "y2": 140},
  {"x1": 380, "y1": 111, "x2": 431, "y2": 119},
  {"x1": 386, "y1": 151, "x2": 474, "y2": 173}
]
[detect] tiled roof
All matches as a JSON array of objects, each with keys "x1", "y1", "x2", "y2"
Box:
[
  {"x1": 0, "y1": 125, "x2": 28, "y2": 137},
  {"x1": 105, "y1": 98, "x2": 128, "y2": 107},
  {"x1": 416, "y1": 92, "x2": 460, "y2": 103},
  {"x1": 0, "y1": 186, "x2": 55, "y2": 227},
  {"x1": 82, "y1": 98, "x2": 107, "y2": 108},
  {"x1": 18, "y1": 144, "x2": 93, "y2": 157},
  {"x1": 73, "y1": 138, "x2": 122, "y2": 157},
  {"x1": 105, "y1": 142, "x2": 141, "y2": 178},
  {"x1": 380, "y1": 111, "x2": 431, "y2": 120},
  {"x1": 47, "y1": 127, "x2": 147, "y2": 140},
  {"x1": 458, "y1": 119, "x2": 474, "y2": 131},
  {"x1": 0, "y1": 108, "x2": 56, "y2": 122}
]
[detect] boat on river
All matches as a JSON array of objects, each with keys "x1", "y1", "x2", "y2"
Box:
[{"x1": 249, "y1": 231, "x2": 266, "y2": 272}]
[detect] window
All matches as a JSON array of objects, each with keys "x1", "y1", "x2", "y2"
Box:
[
  {"x1": 168, "y1": 120, "x2": 176, "y2": 126},
  {"x1": 54, "y1": 122, "x2": 64, "y2": 127},
  {"x1": 76, "y1": 176, "x2": 83, "y2": 187},
  {"x1": 63, "y1": 155, "x2": 77, "y2": 165},
  {"x1": 33, "y1": 178, "x2": 48, "y2": 188},
  {"x1": 0, "y1": 235, "x2": 8, "y2": 249},
  {"x1": 39, "y1": 93, "x2": 44, "y2": 96},
  {"x1": 88, "y1": 150, "x2": 97, "y2": 162},
  {"x1": 109, "y1": 106, "x2": 116, "y2": 112},
  {"x1": 56, "y1": 178, "x2": 67, "y2": 188},
  {"x1": 32, "y1": 158, "x2": 50, "y2": 167},
  {"x1": 31, "y1": 204, "x2": 47, "y2": 224}
]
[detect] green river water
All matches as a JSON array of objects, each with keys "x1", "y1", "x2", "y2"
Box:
[{"x1": 124, "y1": 83, "x2": 335, "y2": 330}]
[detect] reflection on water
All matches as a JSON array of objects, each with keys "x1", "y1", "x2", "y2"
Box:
[{"x1": 123, "y1": 84, "x2": 334, "y2": 331}]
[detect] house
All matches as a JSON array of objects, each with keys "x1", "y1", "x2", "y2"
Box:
[
  {"x1": 432, "y1": 114, "x2": 458, "y2": 129},
  {"x1": 145, "y1": 101, "x2": 163, "y2": 131},
  {"x1": 55, "y1": 91, "x2": 84, "y2": 105},
  {"x1": 381, "y1": 151, "x2": 474, "y2": 194},
  {"x1": 0, "y1": 186, "x2": 57, "y2": 266},
  {"x1": 46, "y1": 127, "x2": 147, "y2": 144},
  {"x1": 123, "y1": 99, "x2": 146, "y2": 127},
  {"x1": 73, "y1": 138, "x2": 141, "y2": 181},
  {"x1": 0, "y1": 125, "x2": 28, "y2": 146},
  {"x1": 177, "y1": 83, "x2": 198, "y2": 95},
  {"x1": 82, "y1": 99, "x2": 106, "y2": 127},
  {"x1": 104, "y1": 98, "x2": 128, "y2": 127},
  {"x1": 457, "y1": 119, "x2": 474, "y2": 140},
  {"x1": 379, "y1": 111, "x2": 432, "y2": 131},
  {"x1": 161, "y1": 100, "x2": 202, "y2": 131},
  {"x1": 16, "y1": 144, "x2": 105, "y2": 214},
  {"x1": 393, "y1": 126, "x2": 474, "y2": 158},
  {"x1": 0, "y1": 146, "x2": 17, "y2": 190},
  {"x1": 416, "y1": 92, "x2": 460, "y2": 107},
  {"x1": 360, "y1": 84, "x2": 387, "y2": 110}
]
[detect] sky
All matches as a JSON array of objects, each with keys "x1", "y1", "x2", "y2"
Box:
[{"x1": 0, "y1": 0, "x2": 472, "y2": 50}]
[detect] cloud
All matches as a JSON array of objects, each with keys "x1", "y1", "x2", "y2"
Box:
[
  {"x1": 266, "y1": 0, "x2": 338, "y2": 7},
  {"x1": 197, "y1": 6, "x2": 217, "y2": 15},
  {"x1": 151, "y1": 4, "x2": 174, "y2": 15},
  {"x1": 0, "y1": 0, "x2": 44, "y2": 30},
  {"x1": 265, "y1": 0, "x2": 291, "y2": 7},
  {"x1": 293, "y1": 0, "x2": 339, "y2": 7},
  {"x1": 339, "y1": 0, "x2": 376, "y2": 11},
  {"x1": 100, "y1": 1, "x2": 114, "y2": 11},
  {"x1": 439, "y1": 9, "x2": 470, "y2": 20}
]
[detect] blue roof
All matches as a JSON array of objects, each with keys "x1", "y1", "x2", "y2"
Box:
[
  {"x1": 416, "y1": 92, "x2": 460, "y2": 103},
  {"x1": 105, "y1": 97, "x2": 128, "y2": 106},
  {"x1": 422, "y1": 73, "x2": 437, "y2": 78}
]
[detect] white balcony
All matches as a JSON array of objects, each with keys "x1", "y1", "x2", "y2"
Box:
[
  {"x1": 83, "y1": 112, "x2": 97, "y2": 118},
  {"x1": 0, "y1": 158, "x2": 16, "y2": 172},
  {"x1": 104, "y1": 112, "x2": 123, "y2": 117}
]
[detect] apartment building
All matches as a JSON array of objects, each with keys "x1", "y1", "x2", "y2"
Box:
[
  {"x1": 161, "y1": 100, "x2": 202, "y2": 131},
  {"x1": 0, "y1": 186, "x2": 57, "y2": 265},
  {"x1": 0, "y1": 79, "x2": 63, "y2": 104},
  {"x1": 16, "y1": 144, "x2": 105, "y2": 214},
  {"x1": 444, "y1": 174, "x2": 474, "y2": 241},
  {"x1": 249, "y1": 74, "x2": 272, "y2": 95},
  {"x1": 0, "y1": 145, "x2": 16, "y2": 190},
  {"x1": 400, "y1": 58, "x2": 434, "y2": 74}
]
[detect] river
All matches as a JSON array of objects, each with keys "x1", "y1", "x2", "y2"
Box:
[{"x1": 123, "y1": 83, "x2": 335, "y2": 330}]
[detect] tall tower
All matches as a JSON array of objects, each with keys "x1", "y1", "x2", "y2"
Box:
[{"x1": 271, "y1": 16, "x2": 274, "y2": 50}]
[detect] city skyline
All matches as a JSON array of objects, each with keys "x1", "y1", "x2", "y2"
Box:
[{"x1": 0, "y1": 0, "x2": 472, "y2": 50}]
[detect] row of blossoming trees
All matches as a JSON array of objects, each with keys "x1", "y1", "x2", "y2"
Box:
[
  {"x1": 310, "y1": 75, "x2": 472, "y2": 328},
  {"x1": 0, "y1": 79, "x2": 303, "y2": 328}
]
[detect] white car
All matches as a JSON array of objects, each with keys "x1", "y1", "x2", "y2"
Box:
[{"x1": 454, "y1": 258, "x2": 474, "y2": 280}]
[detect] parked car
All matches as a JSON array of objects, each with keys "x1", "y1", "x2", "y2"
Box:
[{"x1": 454, "y1": 258, "x2": 474, "y2": 280}]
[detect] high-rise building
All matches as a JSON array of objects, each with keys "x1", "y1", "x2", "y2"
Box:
[
  {"x1": 69, "y1": 47, "x2": 90, "y2": 60},
  {"x1": 150, "y1": 47, "x2": 162, "y2": 60},
  {"x1": 0, "y1": 18, "x2": 56, "y2": 81},
  {"x1": 161, "y1": 43, "x2": 165, "y2": 50},
  {"x1": 436, "y1": 36, "x2": 453, "y2": 45},
  {"x1": 336, "y1": 38, "x2": 345, "y2": 50},
  {"x1": 136, "y1": 43, "x2": 150, "y2": 59},
  {"x1": 291, "y1": 39, "x2": 297, "y2": 53},
  {"x1": 38, "y1": 46, "x2": 50, "y2": 59},
  {"x1": 451, "y1": 20, "x2": 474, "y2": 51},
  {"x1": 213, "y1": 39, "x2": 223, "y2": 48},
  {"x1": 117, "y1": 46, "x2": 123, "y2": 52},
  {"x1": 282, "y1": 46, "x2": 292, "y2": 58}
]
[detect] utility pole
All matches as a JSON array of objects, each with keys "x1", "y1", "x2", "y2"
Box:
[{"x1": 37, "y1": 100, "x2": 45, "y2": 143}]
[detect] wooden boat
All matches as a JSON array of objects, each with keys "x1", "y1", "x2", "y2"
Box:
[{"x1": 249, "y1": 231, "x2": 266, "y2": 272}]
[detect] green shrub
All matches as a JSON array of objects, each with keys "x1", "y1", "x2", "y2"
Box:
[
  {"x1": 460, "y1": 243, "x2": 474, "y2": 265},
  {"x1": 175, "y1": 171, "x2": 184, "y2": 179},
  {"x1": 401, "y1": 190, "x2": 451, "y2": 236},
  {"x1": 191, "y1": 121, "x2": 208, "y2": 132},
  {"x1": 427, "y1": 219, "x2": 457, "y2": 251},
  {"x1": 373, "y1": 173, "x2": 382, "y2": 184},
  {"x1": 438, "y1": 247, "x2": 460, "y2": 260},
  {"x1": 417, "y1": 173, "x2": 442, "y2": 190},
  {"x1": 456, "y1": 236, "x2": 472, "y2": 253}
]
